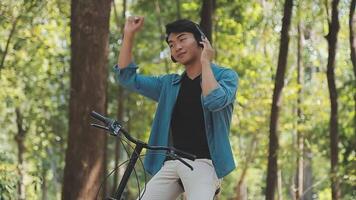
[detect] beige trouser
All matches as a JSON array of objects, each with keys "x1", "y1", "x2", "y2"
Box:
[{"x1": 137, "y1": 159, "x2": 221, "y2": 200}]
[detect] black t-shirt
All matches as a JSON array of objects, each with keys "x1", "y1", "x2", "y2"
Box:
[{"x1": 170, "y1": 73, "x2": 211, "y2": 159}]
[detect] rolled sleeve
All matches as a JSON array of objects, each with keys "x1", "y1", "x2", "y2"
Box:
[
  {"x1": 202, "y1": 70, "x2": 239, "y2": 112},
  {"x1": 113, "y1": 62, "x2": 138, "y2": 74},
  {"x1": 113, "y1": 62, "x2": 163, "y2": 101},
  {"x1": 113, "y1": 62, "x2": 138, "y2": 86}
]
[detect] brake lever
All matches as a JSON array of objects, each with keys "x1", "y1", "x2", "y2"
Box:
[
  {"x1": 91, "y1": 123, "x2": 109, "y2": 131},
  {"x1": 168, "y1": 152, "x2": 194, "y2": 171},
  {"x1": 171, "y1": 147, "x2": 196, "y2": 161}
]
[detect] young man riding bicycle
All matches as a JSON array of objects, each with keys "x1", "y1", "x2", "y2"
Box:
[{"x1": 114, "y1": 16, "x2": 239, "y2": 200}]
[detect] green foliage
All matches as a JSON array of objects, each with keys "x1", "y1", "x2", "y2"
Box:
[
  {"x1": 0, "y1": 0, "x2": 70, "y2": 199},
  {"x1": 0, "y1": 0, "x2": 355, "y2": 199},
  {"x1": 0, "y1": 154, "x2": 19, "y2": 200}
]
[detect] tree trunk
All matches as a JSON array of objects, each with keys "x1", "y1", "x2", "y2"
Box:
[
  {"x1": 41, "y1": 167, "x2": 48, "y2": 200},
  {"x1": 62, "y1": 0, "x2": 111, "y2": 199},
  {"x1": 351, "y1": 0, "x2": 356, "y2": 76},
  {"x1": 277, "y1": 170, "x2": 283, "y2": 200},
  {"x1": 234, "y1": 137, "x2": 257, "y2": 200},
  {"x1": 349, "y1": 0, "x2": 356, "y2": 159},
  {"x1": 199, "y1": 0, "x2": 215, "y2": 42},
  {"x1": 325, "y1": 0, "x2": 340, "y2": 199},
  {"x1": 302, "y1": 148, "x2": 313, "y2": 200},
  {"x1": 15, "y1": 108, "x2": 26, "y2": 200},
  {"x1": 110, "y1": 0, "x2": 126, "y2": 196},
  {"x1": 111, "y1": 88, "x2": 125, "y2": 195},
  {"x1": 236, "y1": 180, "x2": 248, "y2": 200},
  {"x1": 176, "y1": 0, "x2": 181, "y2": 19},
  {"x1": 155, "y1": 0, "x2": 170, "y2": 73},
  {"x1": 296, "y1": 21, "x2": 304, "y2": 200},
  {"x1": 266, "y1": 0, "x2": 293, "y2": 199}
]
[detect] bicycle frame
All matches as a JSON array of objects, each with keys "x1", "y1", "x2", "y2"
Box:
[{"x1": 90, "y1": 111, "x2": 196, "y2": 200}]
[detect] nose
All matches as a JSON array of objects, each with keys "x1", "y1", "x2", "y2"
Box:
[{"x1": 174, "y1": 43, "x2": 183, "y2": 52}]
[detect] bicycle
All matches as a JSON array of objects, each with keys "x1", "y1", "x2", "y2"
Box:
[{"x1": 90, "y1": 111, "x2": 196, "y2": 200}]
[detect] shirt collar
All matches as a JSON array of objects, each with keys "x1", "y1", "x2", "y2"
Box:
[
  {"x1": 172, "y1": 71, "x2": 202, "y2": 85},
  {"x1": 172, "y1": 71, "x2": 186, "y2": 85},
  {"x1": 172, "y1": 63, "x2": 217, "y2": 85}
]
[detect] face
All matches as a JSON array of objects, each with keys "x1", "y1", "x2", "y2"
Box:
[{"x1": 167, "y1": 32, "x2": 202, "y2": 65}]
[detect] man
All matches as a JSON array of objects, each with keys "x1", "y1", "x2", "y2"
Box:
[{"x1": 114, "y1": 16, "x2": 239, "y2": 200}]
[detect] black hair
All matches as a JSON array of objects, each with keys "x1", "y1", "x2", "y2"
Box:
[
  {"x1": 165, "y1": 19, "x2": 205, "y2": 46},
  {"x1": 165, "y1": 19, "x2": 206, "y2": 62}
]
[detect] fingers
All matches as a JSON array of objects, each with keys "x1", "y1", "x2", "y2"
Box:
[
  {"x1": 125, "y1": 16, "x2": 144, "y2": 34},
  {"x1": 199, "y1": 37, "x2": 212, "y2": 49},
  {"x1": 200, "y1": 38, "x2": 214, "y2": 61},
  {"x1": 127, "y1": 16, "x2": 144, "y2": 25}
]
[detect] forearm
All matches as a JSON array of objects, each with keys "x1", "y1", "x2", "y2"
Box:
[
  {"x1": 201, "y1": 60, "x2": 219, "y2": 96},
  {"x1": 118, "y1": 33, "x2": 135, "y2": 69}
]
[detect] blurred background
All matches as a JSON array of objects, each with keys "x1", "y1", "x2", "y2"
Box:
[{"x1": 0, "y1": 0, "x2": 355, "y2": 199}]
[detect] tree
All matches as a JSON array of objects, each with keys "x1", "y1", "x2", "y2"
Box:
[
  {"x1": 199, "y1": 0, "x2": 215, "y2": 42},
  {"x1": 266, "y1": 0, "x2": 293, "y2": 199},
  {"x1": 110, "y1": 0, "x2": 126, "y2": 196},
  {"x1": 350, "y1": 0, "x2": 356, "y2": 77},
  {"x1": 295, "y1": 18, "x2": 304, "y2": 200},
  {"x1": 325, "y1": 0, "x2": 340, "y2": 199},
  {"x1": 62, "y1": 0, "x2": 111, "y2": 199},
  {"x1": 349, "y1": 0, "x2": 356, "y2": 145},
  {"x1": 15, "y1": 108, "x2": 26, "y2": 200}
]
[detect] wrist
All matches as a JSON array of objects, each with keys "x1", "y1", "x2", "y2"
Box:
[
  {"x1": 123, "y1": 31, "x2": 136, "y2": 40},
  {"x1": 201, "y1": 59, "x2": 211, "y2": 66}
]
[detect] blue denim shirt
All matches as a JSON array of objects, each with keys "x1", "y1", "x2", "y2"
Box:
[{"x1": 113, "y1": 62, "x2": 238, "y2": 178}]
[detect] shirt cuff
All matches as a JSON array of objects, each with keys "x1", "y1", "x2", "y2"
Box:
[
  {"x1": 113, "y1": 62, "x2": 138, "y2": 73},
  {"x1": 203, "y1": 85, "x2": 224, "y2": 104}
]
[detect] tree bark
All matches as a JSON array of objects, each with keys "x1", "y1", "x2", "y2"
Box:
[
  {"x1": 325, "y1": 0, "x2": 340, "y2": 199},
  {"x1": 62, "y1": 0, "x2": 111, "y2": 199},
  {"x1": 266, "y1": 0, "x2": 293, "y2": 199}
]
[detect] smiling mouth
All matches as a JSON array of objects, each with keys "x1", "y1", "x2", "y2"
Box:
[{"x1": 177, "y1": 52, "x2": 186, "y2": 58}]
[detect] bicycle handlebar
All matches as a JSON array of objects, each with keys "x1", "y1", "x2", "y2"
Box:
[
  {"x1": 90, "y1": 111, "x2": 196, "y2": 167},
  {"x1": 91, "y1": 111, "x2": 113, "y2": 125}
]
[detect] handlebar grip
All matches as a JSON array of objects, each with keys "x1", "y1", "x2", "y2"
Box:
[{"x1": 91, "y1": 111, "x2": 110, "y2": 124}]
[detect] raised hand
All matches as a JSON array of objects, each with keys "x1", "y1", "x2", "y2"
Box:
[
  {"x1": 124, "y1": 16, "x2": 144, "y2": 35},
  {"x1": 200, "y1": 37, "x2": 215, "y2": 63}
]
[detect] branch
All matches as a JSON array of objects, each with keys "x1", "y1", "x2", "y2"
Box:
[{"x1": 0, "y1": 15, "x2": 20, "y2": 70}]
